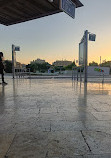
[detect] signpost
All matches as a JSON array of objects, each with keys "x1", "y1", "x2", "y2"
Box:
[
  {"x1": 89, "y1": 33, "x2": 96, "y2": 41},
  {"x1": 84, "y1": 30, "x2": 88, "y2": 83},
  {"x1": 79, "y1": 42, "x2": 84, "y2": 65},
  {"x1": 60, "y1": 0, "x2": 76, "y2": 19},
  {"x1": 12, "y1": 44, "x2": 20, "y2": 79},
  {"x1": 79, "y1": 30, "x2": 96, "y2": 82},
  {"x1": 14, "y1": 46, "x2": 20, "y2": 51}
]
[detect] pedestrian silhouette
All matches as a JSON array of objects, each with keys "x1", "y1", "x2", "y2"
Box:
[{"x1": 0, "y1": 52, "x2": 7, "y2": 84}]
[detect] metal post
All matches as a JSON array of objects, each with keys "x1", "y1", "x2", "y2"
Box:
[
  {"x1": 72, "y1": 68, "x2": 73, "y2": 80},
  {"x1": 29, "y1": 68, "x2": 31, "y2": 78},
  {"x1": 84, "y1": 30, "x2": 88, "y2": 83},
  {"x1": 100, "y1": 56, "x2": 101, "y2": 65},
  {"x1": 80, "y1": 67, "x2": 82, "y2": 81},
  {"x1": 102, "y1": 73, "x2": 104, "y2": 83},
  {"x1": 12, "y1": 44, "x2": 15, "y2": 79},
  {"x1": 74, "y1": 68, "x2": 75, "y2": 80},
  {"x1": 77, "y1": 68, "x2": 78, "y2": 81}
]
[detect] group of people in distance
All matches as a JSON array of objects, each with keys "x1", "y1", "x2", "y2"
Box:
[{"x1": 0, "y1": 52, "x2": 7, "y2": 84}]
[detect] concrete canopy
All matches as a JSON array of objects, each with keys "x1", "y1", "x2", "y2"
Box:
[{"x1": 0, "y1": 0, "x2": 83, "y2": 26}]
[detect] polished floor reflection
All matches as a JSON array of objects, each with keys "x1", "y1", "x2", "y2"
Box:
[{"x1": 0, "y1": 79, "x2": 111, "y2": 158}]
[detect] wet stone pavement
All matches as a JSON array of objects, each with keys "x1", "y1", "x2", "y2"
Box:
[{"x1": 0, "y1": 78, "x2": 111, "y2": 158}]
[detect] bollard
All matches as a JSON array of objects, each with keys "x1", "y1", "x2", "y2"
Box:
[
  {"x1": 29, "y1": 68, "x2": 31, "y2": 78},
  {"x1": 77, "y1": 68, "x2": 78, "y2": 81},
  {"x1": 72, "y1": 68, "x2": 73, "y2": 80},
  {"x1": 18, "y1": 69, "x2": 20, "y2": 78},
  {"x1": 74, "y1": 68, "x2": 75, "y2": 80},
  {"x1": 80, "y1": 67, "x2": 82, "y2": 82},
  {"x1": 102, "y1": 73, "x2": 104, "y2": 83}
]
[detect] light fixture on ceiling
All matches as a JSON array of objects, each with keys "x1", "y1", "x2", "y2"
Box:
[{"x1": 48, "y1": 0, "x2": 54, "y2": 2}]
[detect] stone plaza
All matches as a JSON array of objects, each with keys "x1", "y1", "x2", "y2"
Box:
[{"x1": 0, "y1": 78, "x2": 111, "y2": 158}]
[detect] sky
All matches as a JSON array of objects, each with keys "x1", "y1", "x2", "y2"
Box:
[{"x1": 0, "y1": 0, "x2": 111, "y2": 65}]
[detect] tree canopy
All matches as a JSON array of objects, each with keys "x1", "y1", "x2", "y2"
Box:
[
  {"x1": 26, "y1": 62, "x2": 51, "y2": 73},
  {"x1": 65, "y1": 62, "x2": 76, "y2": 70},
  {"x1": 89, "y1": 61, "x2": 98, "y2": 66},
  {"x1": 4, "y1": 60, "x2": 12, "y2": 73},
  {"x1": 100, "y1": 61, "x2": 111, "y2": 67}
]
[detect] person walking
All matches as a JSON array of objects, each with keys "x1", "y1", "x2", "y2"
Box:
[{"x1": 0, "y1": 52, "x2": 7, "y2": 84}]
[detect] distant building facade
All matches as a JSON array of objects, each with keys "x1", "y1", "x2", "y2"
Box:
[
  {"x1": 31, "y1": 58, "x2": 45, "y2": 64},
  {"x1": 21, "y1": 64, "x2": 26, "y2": 68},
  {"x1": 16, "y1": 62, "x2": 22, "y2": 68},
  {"x1": 53, "y1": 60, "x2": 72, "y2": 67},
  {"x1": 15, "y1": 62, "x2": 26, "y2": 68}
]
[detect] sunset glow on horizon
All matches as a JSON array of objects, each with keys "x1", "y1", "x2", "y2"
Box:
[{"x1": 0, "y1": 0, "x2": 111, "y2": 65}]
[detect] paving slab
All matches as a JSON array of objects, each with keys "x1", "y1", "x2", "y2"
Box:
[
  {"x1": 91, "y1": 112, "x2": 111, "y2": 121},
  {"x1": 0, "y1": 134, "x2": 16, "y2": 158},
  {"x1": 82, "y1": 131, "x2": 111, "y2": 154},
  {"x1": 7, "y1": 132, "x2": 49, "y2": 158},
  {"x1": 38, "y1": 113, "x2": 66, "y2": 121},
  {"x1": 40, "y1": 107, "x2": 58, "y2": 114},
  {"x1": 51, "y1": 121, "x2": 86, "y2": 131},
  {"x1": 4, "y1": 131, "x2": 89, "y2": 158},
  {"x1": 83, "y1": 154, "x2": 111, "y2": 158},
  {"x1": 0, "y1": 78, "x2": 111, "y2": 157},
  {"x1": 85, "y1": 120, "x2": 111, "y2": 131},
  {"x1": 47, "y1": 131, "x2": 90, "y2": 157},
  {"x1": 64, "y1": 112, "x2": 97, "y2": 121}
]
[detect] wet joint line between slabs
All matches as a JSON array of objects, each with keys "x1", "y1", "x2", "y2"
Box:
[
  {"x1": 80, "y1": 130, "x2": 92, "y2": 153},
  {"x1": 4, "y1": 133, "x2": 17, "y2": 158}
]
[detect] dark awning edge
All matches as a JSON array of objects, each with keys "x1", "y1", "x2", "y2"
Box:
[{"x1": 0, "y1": 0, "x2": 83, "y2": 26}]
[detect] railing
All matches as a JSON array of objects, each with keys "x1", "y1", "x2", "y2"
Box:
[
  {"x1": 14, "y1": 68, "x2": 31, "y2": 78},
  {"x1": 72, "y1": 67, "x2": 110, "y2": 83},
  {"x1": 72, "y1": 67, "x2": 82, "y2": 81}
]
